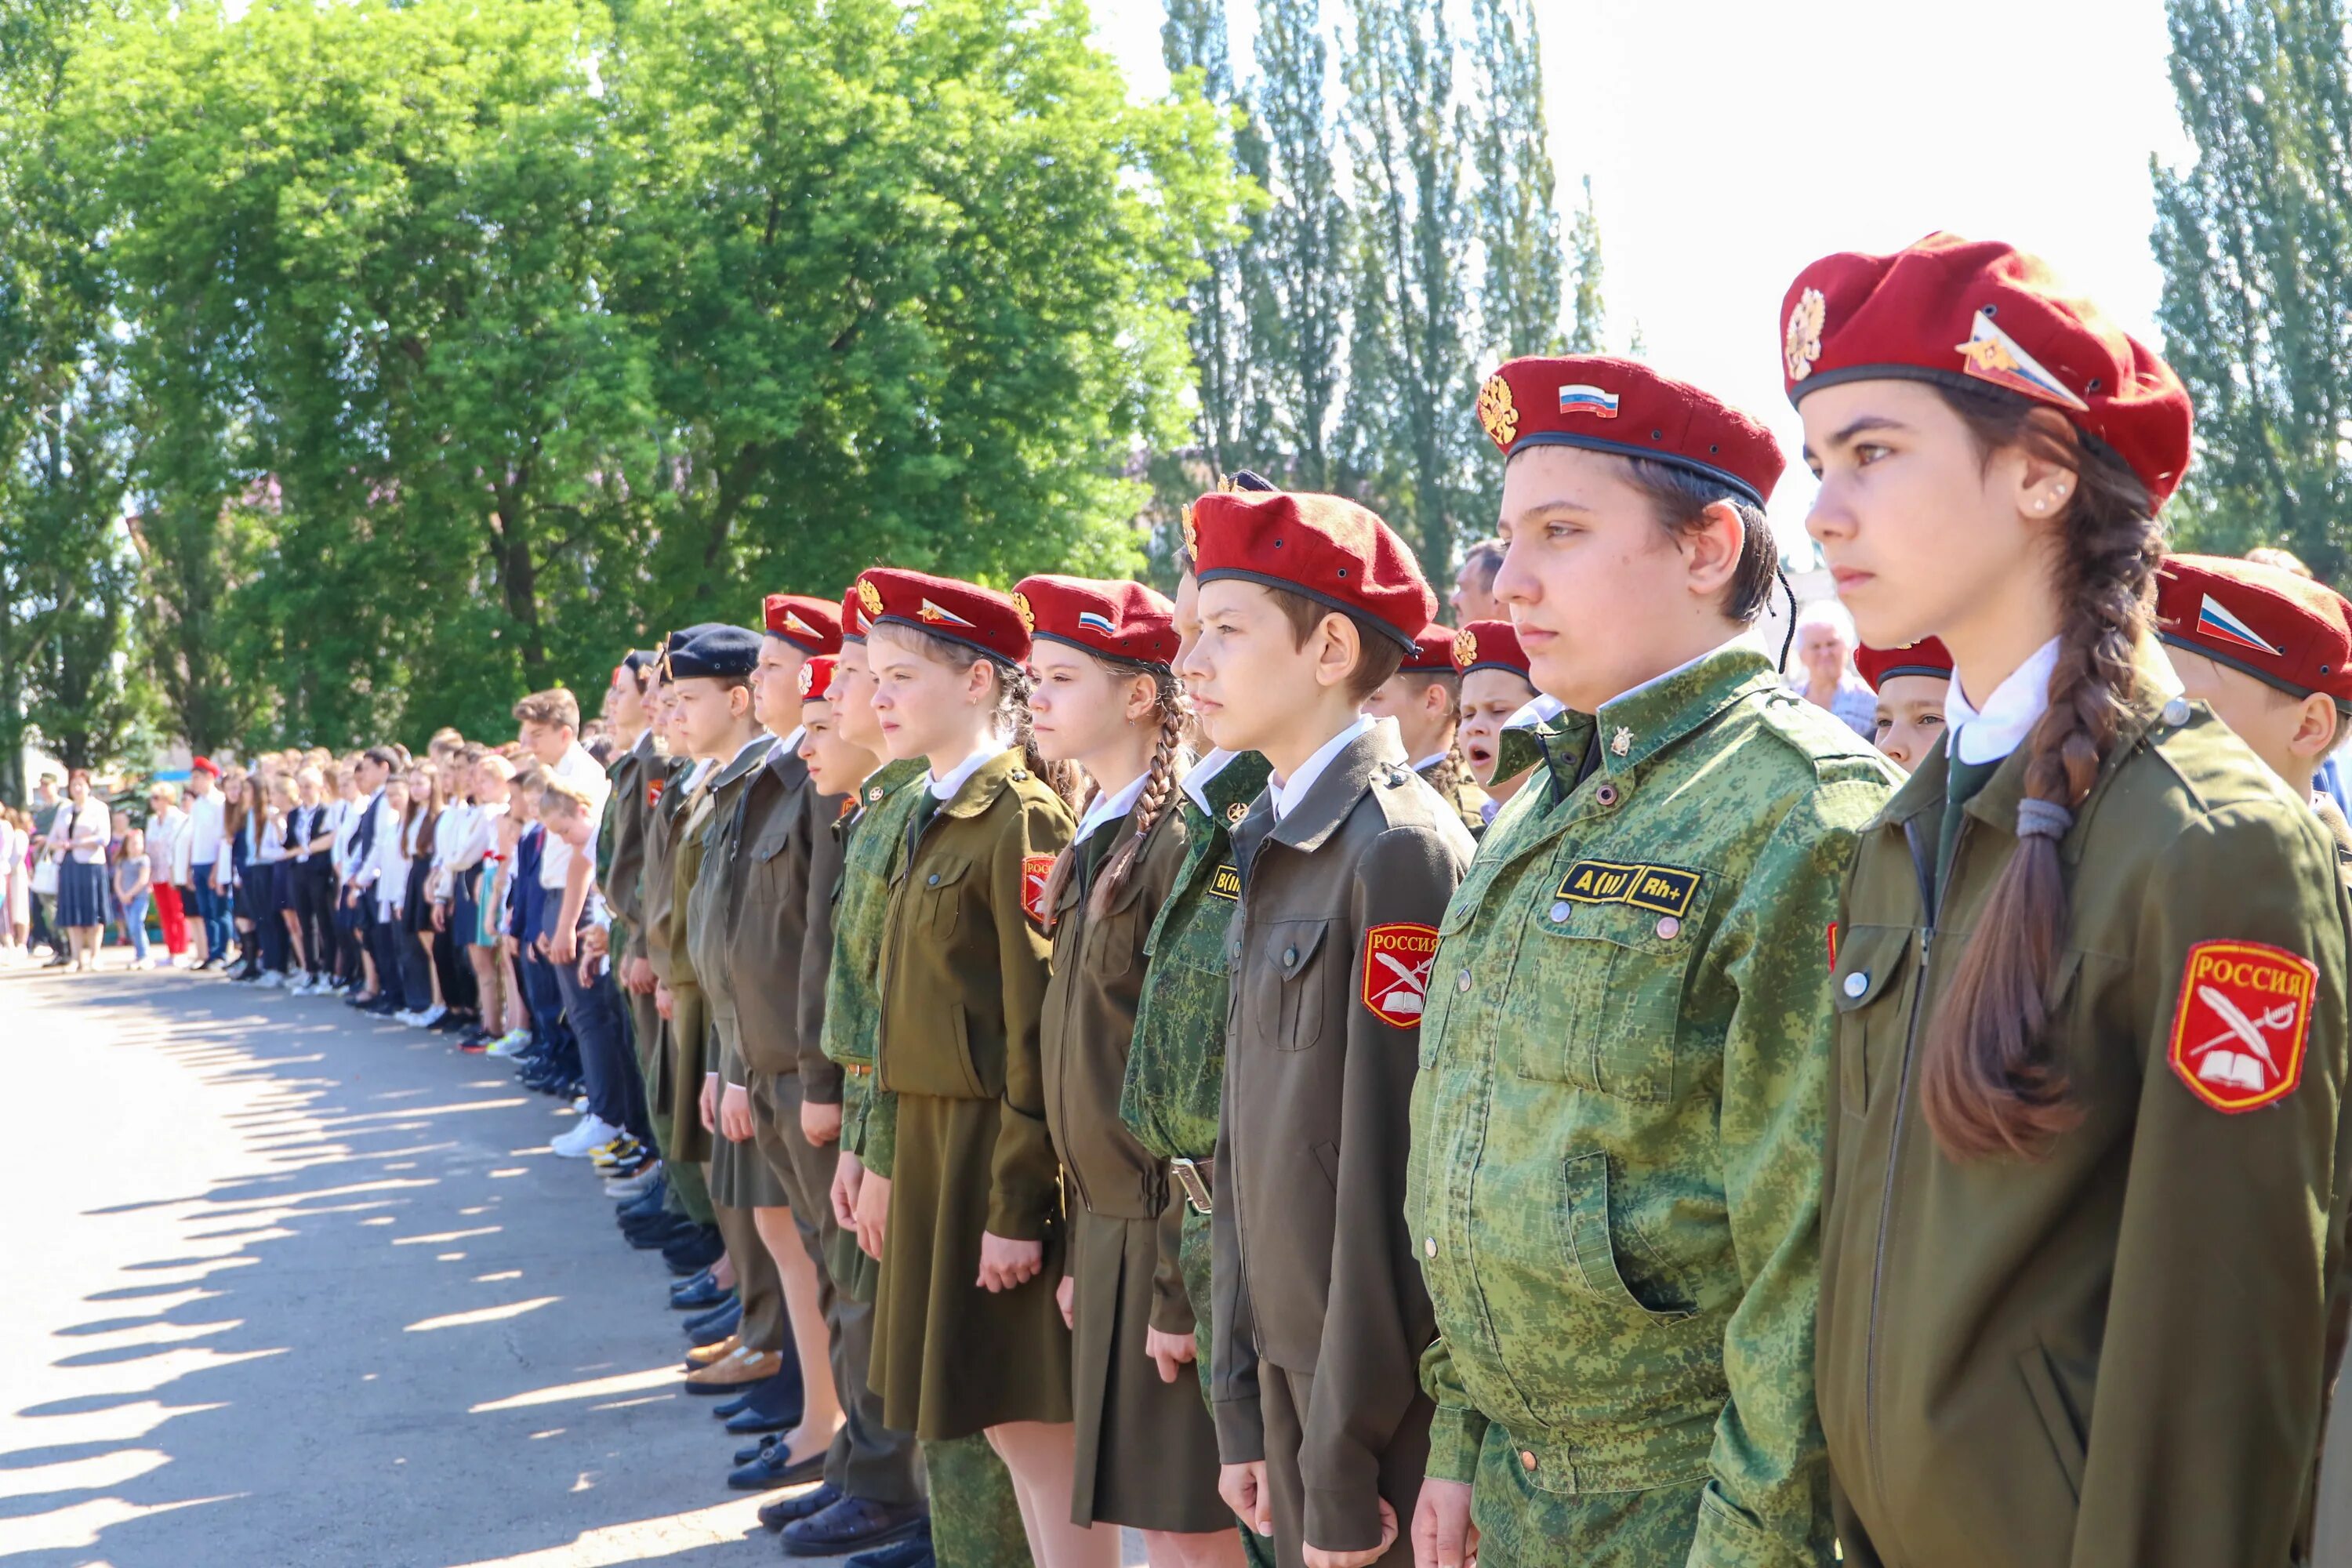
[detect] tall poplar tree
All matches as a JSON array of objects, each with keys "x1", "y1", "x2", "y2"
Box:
[
  {"x1": 1468, "y1": 0, "x2": 1561, "y2": 365},
  {"x1": 2152, "y1": 0, "x2": 2352, "y2": 575},
  {"x1": 1343, "y1": 0, "x2": 1475, "y2": 588},
  {"x1": 1163, "y1": 0, "x2": 1261, "y2": 482},
  {"x1": 1252, "y1": 0, "x2": 1349, "y2": 491}
]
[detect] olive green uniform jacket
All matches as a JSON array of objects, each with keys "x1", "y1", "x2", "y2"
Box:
[
  {"x1": 1214, "y1": 720, "x2": 1476, "y2": 1558},
  {"x1": 870, "y1": 750, "x2": 1076, "y2": 1440},
  {"x1": 1407, "y1": 645, "x2": 1893, "y2": 1568},
  {"x1": 645, "y1": 757, "x2": 710, "y2": 1154},
  {"x1": 1821, "y1": 648, "x2": 2352, "y2": 1568},
  {"x1": 727, "y1": 739, "x2": 846, "y2": 1099},
  {"x1": 684, "y1": 734, "x2": 779, "y2": 1078},
  {"x1": 599, "y1": 730, "x2": 659, "y2": 963}
]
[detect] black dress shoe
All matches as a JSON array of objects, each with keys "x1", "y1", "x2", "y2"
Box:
[
  {"x1": 728, "y1": 1444, "x2": 826, "y2": 1492},
  {"x1": 714, "y1": 1365, "x2": 802, "y2": 1426},
  {"x1": 759, "y1": 1482, "x2": 840, "y2": 1534},
  {"x1": 844, "y1": 1528, "x2": 935, "y2": 1568},
  {"x1": 735, "y1": 1433, "x2": 786, "y2": 1465},
  {"x1": 672, "y1": 1272, "x2": 734, "y2": 1311},
  {"x1": 690, "y1": 1301, "x2": 744, "y2": 1348},
  {"x1": 628, "y1": 1217, "x2": 696, "y2": 1251},
  {"x1": 622, "y1": 1181, "x2": 670, "y2": 1218},
  {"x1": 782, "y1": 1496, "x2": 929, "y2": 1558},
  {"x1": 684, "y1": 1295, "x2": 739, "y2": 1332}
]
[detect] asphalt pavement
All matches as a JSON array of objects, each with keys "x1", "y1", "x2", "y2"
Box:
[{"x1": 0, "y1": 962, "x2": 845, "y2": 1567}]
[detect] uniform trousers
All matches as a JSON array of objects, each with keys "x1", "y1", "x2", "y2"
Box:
[
  {"x1": 552, "y1": 955, "x2": 650, "y2": 1141},
  {"x1": 1258, "y1": 1363, "x2": 1427, "y2": 1568},
  {"x1": 292, "y1": 862, "x2": 336, "y2": 978},
  {"x1": 748, "y1": 1068, "x2": 922, "y2": 1506},
  {"x1": 254, "y1": 878, "x2": 291, "y2": 973},
  {"x1": 187, "y1": 866, "x2": 229, "y2": 955},
  {"x1": 336, "y1": 892, "x2": 368, "y2": 984}
]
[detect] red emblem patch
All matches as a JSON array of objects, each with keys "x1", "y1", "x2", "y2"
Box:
[
  {"x1": 646, "y1": 777, "x2": 666, "y2": 810},
  {"x1": 2167, "y1": 938, "x2": 2318, "y2": 1113},
  {"x1": 1362, "y1": 923, "x2": 1440, "y2": 1028},
  {"x1": 1022, "y1": 853, "x2": 1054, "y2": 925}
]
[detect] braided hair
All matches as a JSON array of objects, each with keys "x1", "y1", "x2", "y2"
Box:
[
  {"x1": 1090, "y1": 667, "x2": 1191, "y2": 920},
  {"x1": 1915, "y1": 381, "x2": 2161, "y2": 1163}
]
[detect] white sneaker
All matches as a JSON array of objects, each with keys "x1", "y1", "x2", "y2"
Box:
[
  {"x1": 572, "y1": 1095, "x2": 590, "y2": 1115},
  {"x1": 603, "y1": 1161, "x2": 663, "y2": 1198},
  {"x1": 486, "y1": 1030, "x2": 531, "y2": 1058},
  {"x1": 393, "y1": 1009, "x2": 421, "y2": 1026},
  {"x1": 551, "y1": 1115, "x2": 621, "y2": 1158},
  {"x1": 414, "y1": 1004, "x2": 447, "y2": 1029},
  {"x1": 257, "y1": 971, "x2": 283, "y2": 989}
]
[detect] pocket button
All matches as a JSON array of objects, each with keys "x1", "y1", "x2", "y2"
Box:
[{"x1": 1843, "y1": 971, "x2": 1868, "y2": 999}]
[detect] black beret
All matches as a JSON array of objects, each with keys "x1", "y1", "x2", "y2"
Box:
[{"x1": 668, "y1": 625, "x2": 761, "y2": 680}]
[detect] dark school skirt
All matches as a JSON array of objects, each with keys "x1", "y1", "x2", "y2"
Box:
[
  {"x1": 270, "y1": 859, "x2": 296, "y2": 916},
  {"x1": 1067, "y1": 1204, "x2": 1230, "y2": 1531},
  {"x1": 401, "y1": 859, "x2": 434, "y2": 937},
  {"x1": 450, "y1": 866, "x2": 481, "y2": 949},
  {"x1": 56, "y1": 859, "x2": 108, "y2": 927}
]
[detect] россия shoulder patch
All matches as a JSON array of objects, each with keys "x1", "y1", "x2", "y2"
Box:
[
  {"x1": 2167, "y1": 938, "x2": 2318, "y2": 1113},
  {"x1": 1362, "y1": 923, "x2": 1439, "y2": 1028}
]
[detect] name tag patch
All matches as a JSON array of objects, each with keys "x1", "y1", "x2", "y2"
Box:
[
  {"x1": 1555, "y1": 860, "x2": 1701, "y2": 918},
  {"x1": 1207, "y1": 862, "x2": 1241, "y2": 902}
]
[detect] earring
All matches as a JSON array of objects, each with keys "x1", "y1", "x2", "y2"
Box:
[{"x1": 2034, "y1": 499, "x2": 2048, "y2": 513}]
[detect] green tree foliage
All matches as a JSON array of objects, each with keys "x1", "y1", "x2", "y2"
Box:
[
  {"x1": 1342, "y1": 0, "x2": 1478, "y2": 587},
  {"x1": 1468, "y1": 0, "x2": 1562, "y2": 365},
  {"x1": 1566, "y1": 176, "x2": 1607, "y2": 354},
  {"x1": 12, "y1": 0, "x2": 1232, "y2": 757},
  {"x1": 2153, "y1": 0, "x2": 2352, "y2": 575},
  {"x1": 1251, "y1": 0, "x2": 1350, "y2": 493}
]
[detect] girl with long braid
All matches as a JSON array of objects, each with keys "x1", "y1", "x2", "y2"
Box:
[
  {"x1": 1793, "y1": 234, "x2": 2352, "y2": 1567},
  {"x1": 1018, "y1": 575, "x2": 1242, "y2": 1568},
  {"x1": 858, "y1": 568, "x2": 1102, "y2": 1568}
]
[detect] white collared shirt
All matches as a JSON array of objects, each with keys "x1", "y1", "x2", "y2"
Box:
[
  {"x1": 1179, "y1": 748, "x2": 1244, "y2": 818},
  {"x1": 1945, "y1": 637, "x2": 2061, "y2": 766},
  {"x1": 539, "y1": 741, "x2": 615, "y2": 888},
  {"x1": 186, "y1": 790, "x2": 225, "y2": 864},
  {"x1": 1077, "y1": 771, "x2": 1149, "y2": 842},
  {"x1": 1269, "y1": 714, "x2": 1377, "y2": 822},
  {"x1": 929, "y1": 742, "x2": 1004, "y2": 802},
  {"x1": 775, "y1": 726, "x2": 804, "y2": 760}
]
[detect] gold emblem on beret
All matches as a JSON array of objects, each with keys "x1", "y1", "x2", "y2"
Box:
[
  {"x1": 1784, "y1": 288, "x2": 1826, "y2": 382},
  {"x1": 797, "y1": 662, "x2": 815, "y2": 697},
  {"x1": 1476, "y1": 375, "x2": 1519, "y2": 451},
  {"x1": 858, "y1": 577, "x2": 883, "y2": 619},
  {"x1": 1452, "y1": 627, "x2": 1478, "y2": 671},
  {"x1": 1225, "y1": 800, "x2": 1247, "y2": 826},
  {"x1": 1012, "y1": 590, "x2": 1034, "y2": 635},
  {"x1": 1181, "y1": 502, "x2": 1200, "y2": 561}
]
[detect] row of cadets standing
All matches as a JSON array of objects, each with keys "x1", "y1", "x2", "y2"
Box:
[{"x1": 813, "y1": 578, "x2": 1033, "y2": 1568}]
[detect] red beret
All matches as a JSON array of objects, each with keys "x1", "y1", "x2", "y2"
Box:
[
  {"x1": 763, "y1": 594, "x2": 843, "y2": 656},
  {"x1": 1451, "y1": 620, "x2": 1530, "y2": 679},
  {"x1": 855, "y1": 568, "x2": 1029, "y2": 665},
  {"x1": 191, "y1": 756, "x2": 220, "y2": 778},
  {"x1": 1475, "y1": 354, "x2": 1785, "y2": 506},
  {"x1": 1854, "y1": 638, "x2": 1954, "y2": 692},
  {"x1": 1014, "y1": 575, "x2": 1178, "y2": 666},
  {"x1": 2156, "y1": 554, "x2": 2352, "y2": 710},
  {"x1": 1398, "y1": 625, "x2": 1463, "y2": 675},
  {"x1": 839, "y1": 583, "x2": 872, "y2": 642},
  {"x1": 1184, "y1": 490, "x2": 1435, "y2": 652},
  {"x1": 1780, "y1": 232, "x2": 2193, "y2": 508},
  {"x1": 797, "y1": 655, "x2": 840, "y2": 702}
]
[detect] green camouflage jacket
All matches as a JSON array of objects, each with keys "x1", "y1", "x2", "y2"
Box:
[
  {"x1": 1406, "y1": 644, "x2": 1895, "y2": 1566},
  {"x1": 1121, "y1": 748, "x2": 1274, "y2": 1166},
  {"x1": 820, "y1": 757, "x2": 927, "y2": 1177}
]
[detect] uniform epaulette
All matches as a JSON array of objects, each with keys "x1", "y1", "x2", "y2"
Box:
[{"x1": 1748, "y1": 684, "x2": 1897, "y2": 784}]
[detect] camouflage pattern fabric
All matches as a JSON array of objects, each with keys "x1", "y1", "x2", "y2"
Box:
[
  {"x1": 925, "y1": 1432, "x2": 1033, "y2": 1568},
  {"x1": 1406, "y1": 644, "x2": 1894, "y2": 1567}
]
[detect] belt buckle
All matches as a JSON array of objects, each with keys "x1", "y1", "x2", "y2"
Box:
[{"x1": 1170, "y1": 1157, "x2": 1212, "y2": 1217}]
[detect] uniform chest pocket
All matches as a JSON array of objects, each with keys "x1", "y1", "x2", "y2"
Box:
[
  {"x1": 1254, "y1": 917, "x2": 1331, "y2": 1052},
  {"x1": 742, "y1": 828, "x2": 795, "y2": 907},
  {"x1": 914, "y1": 855, "x2": 972, "y2": 942},
  {"x1": 1831, "y1": 925, "x2": 1915, "y2": 1119},
  {"x1": 1517, "y1": 877, "x2": 1711, "y2": 1102},
  {"x1": 1078, "y1": 864, "x2": 1149, "y2": 982}
]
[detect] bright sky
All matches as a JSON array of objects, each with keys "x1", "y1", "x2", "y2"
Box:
[{"x1": 1091, "y1": 0, "x2": 2194, "y2": 549}]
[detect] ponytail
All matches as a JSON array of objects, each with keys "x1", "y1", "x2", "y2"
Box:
[
  {"x1": 1917, "y1": 383, "x2": 2162, "y2": 1162},
  {"x1": 1090, "y1": 670, "x2": 1190, "y2": 920}
]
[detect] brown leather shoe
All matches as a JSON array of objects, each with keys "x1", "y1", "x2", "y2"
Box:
[
  {"x1": 685, "y1": 1346, "x2": 783, "y2": 1391},
  {"x1": 684, "y1": 1333, "x2": 741, "y2": 1368}
]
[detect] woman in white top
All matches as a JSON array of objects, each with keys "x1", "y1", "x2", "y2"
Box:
[
  {"x1": 50, "y1": 769, "x2": 113, "y2": 971},
  {"x1": 1, "y1": 808, "x2": 27, "y2": 959}
]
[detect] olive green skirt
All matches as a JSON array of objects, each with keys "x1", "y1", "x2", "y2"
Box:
[{"x1": 1067, "y1": 1204, "x2": 1230, "y2": 1532}]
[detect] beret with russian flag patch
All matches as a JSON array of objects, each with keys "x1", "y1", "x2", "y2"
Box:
[
  {"x1": 857, "y1": 567, "x2": 1029, "y2": 665},
  {"x1": 1475, "y1": 354, "x2": 1785, "y2": 507},
  {"x1": 1452, "y1": 619, "x2": 1530, "y2": 679},
  {"x1": 1854, "y1": 637, "x2": 1954, "y2": 692},
  {"x1": 1779, "y1": 231, "x2": 2192, "y2": 508},
  {"x1": 762, "y1": 593, "x2": 844, "y2": 656},
  {"x1": 1013, "y1": 573, "x2": 1178, "y2": 667},
  {"x1": 2156, "y1": 554, "x2": 2352, "y2": 711},
  {"x1": 1187, "y1": 489, "x2": 1436, "y2": 652}
]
